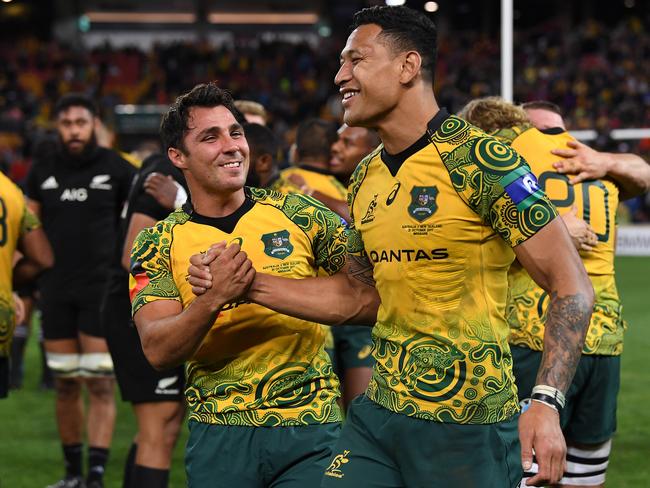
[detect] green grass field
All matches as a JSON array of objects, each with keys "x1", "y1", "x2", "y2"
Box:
[{"x1": 1, "y1": 257, "x2": 648, "y2": 487}]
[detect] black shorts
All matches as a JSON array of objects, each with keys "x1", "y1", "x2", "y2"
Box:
[
  {"x1": 0, "y1": 356, "x2": 9, "y2": 399},
  {"x1": 106, "y1": 317, "x2": 185, "y2": 404},
  {"x1": 40, "y1": 285, "x2": 105, "y2": 340}
]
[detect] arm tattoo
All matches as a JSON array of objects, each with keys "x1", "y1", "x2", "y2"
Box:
[
  {"x1": 348, "y1": 253, "x2": 375, "y2": 288},
  {"x1": 535, "y1": 291, "x2": 592, "y2": 393}
]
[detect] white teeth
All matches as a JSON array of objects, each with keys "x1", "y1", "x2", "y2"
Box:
[
  {"x1": 223, "y1": 162, "x2": 241, "y2": 168},
  {"x1": 343, "y1": 91, "x2": 358, "y2": 100}
]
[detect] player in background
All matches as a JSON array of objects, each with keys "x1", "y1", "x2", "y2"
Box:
[
  {"x1": 130, "y1": 83, "x2": 356, "y2": 487},
  {"x1": 522, "y1": 101, "x2": 650, "y2": 199},
  {"x1": 243, "y1": 123, "x2": 284, "y2": 189},
  {"x1": 26, "y1": 93, "x2": 136, "y2": 488},
  {"x1": 461, "y1": 96, "x2": 650, "y2": 488},
  {"x1": 235, "y1": 100, "x2": 268, "y2": 126},
  {"x1": 275, "y1": 119, "x2": 350, "y2": 221},
  {"x1": 189, "y1": 6, "x2": 594, "y2": 487},
  {"x1": 0, "y1": 171, "x2": 53, "y2": 398}
]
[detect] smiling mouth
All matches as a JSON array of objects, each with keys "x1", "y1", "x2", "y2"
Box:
[
  {"x1": 222, "y1": 161, "x2": 242, "y2": 168},
  {"x1": 342, "y1": 91, "x2": 359, "y2": 101}
]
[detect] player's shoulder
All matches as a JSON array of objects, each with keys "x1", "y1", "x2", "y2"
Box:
[
  {"x1": 247, "y1": 186, "x2": 342, "y2": 232},
  {"x1": 490, "y1": 123, "x2": 534, "y2": 145},
  {"x1": 348, "y1": 145, "x2": 382, "y2": 202},
  {"x1": 247, "y1": 186, "x2": 329, "y2": 213},
  {"x1": 98, "y1": 147, "x2": 138, "y2": 174},
  {"x1": 0, "y1": 172, "x2": 23, "y2": 198}
]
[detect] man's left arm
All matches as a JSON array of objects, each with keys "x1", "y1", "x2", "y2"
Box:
[
  {"x1": 514, "y1": 216, "x2": 594, "y2": 486},
  {"x1": 552, "y1": 140, "x2": 650, "y2": 199}
]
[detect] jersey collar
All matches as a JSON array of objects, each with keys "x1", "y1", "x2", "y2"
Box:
[
  {"x1": 539, "y1": 127, "x2": 566, "y2": 135},
  {"x1": 381, "y1": 108, "x2": 450, "y2": 177},
  {"x1": 183, "y1": 190, "x2": 255, "y2": 233}
]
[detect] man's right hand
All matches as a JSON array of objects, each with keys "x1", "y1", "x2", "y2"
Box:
[
  {"x1": 196, "y1": 243, "x2": 255, "y2": 308},
  {"x1": 560, "y1": 206, "x2": 598, "y2": 252}
]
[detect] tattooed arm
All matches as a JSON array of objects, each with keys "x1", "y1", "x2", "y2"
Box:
[
  {"x1": 515, "y1": 217, "x2": 594, "y2": 392},
  {"x1": 188, "y1": 249, "x2": 379, "y2": 326},
  {"x1": 513, "y1": 216, "x2": 594, "y2": 486}
]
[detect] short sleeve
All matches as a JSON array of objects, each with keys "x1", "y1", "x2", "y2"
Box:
[
  {"x1": 20, "y1": 202, "x2": 41, "y2": 235},
  {"x1": 280, "y1": 193, "x2": 347, "y2": 275},
  {"x1": 436, "y1": 127, "x2": 558, "y2": 247},
  {"x1": 346, "y1": 155, "x2": 371, "y2": 257},
  {"x1": 129, "y1": 223, "x2": 181, "y2": 316}
]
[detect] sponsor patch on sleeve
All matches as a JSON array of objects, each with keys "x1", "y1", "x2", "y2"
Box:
[{"x1": 500, "y1": 166, "x2": 544, "y2": 211}]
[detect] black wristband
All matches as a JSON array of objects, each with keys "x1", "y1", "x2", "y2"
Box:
[{"x1": 531, "y1": 392, "x2": 563, "y2": 411}]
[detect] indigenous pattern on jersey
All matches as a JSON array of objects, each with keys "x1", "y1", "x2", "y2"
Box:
[
  {"x1": 494, "y1": 125, "x2": 624, "y2": 356},
  {"x1": 274, "y1": 166, "x2": 347, "y2": 201},
  {"x1": 130, "y1": 188, "x2": 345, "y2": 427},
  {"x1": 0, "y1": 173, "x2": 41, "y2": 356},
  {"x1": 272, "y1": 166, "x2": 347, "y2": 349},
  {"x1": 347, "y1": 110, "x2": 558, "y2": 424}
]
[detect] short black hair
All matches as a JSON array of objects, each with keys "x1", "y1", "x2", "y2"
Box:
[
  {"x1": 521, "y1": 100, "x2": 563, "y2": 115},
  {"x1": 244, "y1": 123, "x2": 279, "y2": 162},
  {"x1": 160, "y1": 82, "x2": 245, "y2": 153},
  {"x1": 53, "y1": 93, "x2": 97, "y2": 118},
  {"x1": 295, "y1": 119, "x2": 337, "y2": 162},
  {"x1": 351, "y1": 5, "x2": 437, "y2": 83}
]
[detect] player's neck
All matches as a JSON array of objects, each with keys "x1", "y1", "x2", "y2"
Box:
[
  {"x1": 190, "y1": 187, "x2": 246, "y2": 218},
  {"x1": 378, "y1": 91, "x2": 440, "y2": 155}
]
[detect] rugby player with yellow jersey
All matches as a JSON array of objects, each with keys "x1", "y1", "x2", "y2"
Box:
[
  {"x1": 130, "y1": 83, "x2": 359, "y2": 487},
  {"x1": 0, "y1": 172, "x2": 53, "y2": 397},
  {"x1": 463, "y1": 97, "x2": 650, "y2": 488},
  {"x1": 189, "y1": 7, "x2": 594, "y2": 488}
]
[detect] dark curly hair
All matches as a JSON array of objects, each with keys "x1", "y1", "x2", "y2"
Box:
[
  {"x1": 160, "y1": 82, "x2": 245, "y2": 153},
  {"x1": 351, "y1": 5, "x2": 437, "y2": 83}
]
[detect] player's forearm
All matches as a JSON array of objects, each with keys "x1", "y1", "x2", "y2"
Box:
[
  {"x1": 248, "y1": 273, "x2": 378, "y2": 326},
  {"x1": 536, "y1": 283, "x2": 594, "y2": 394},
  {"x1": 136, "y1": 295, "x2": 221, "y2": 369},
  {"x1": 608, "y1": 153, "x2": 650, "y2": 200}
]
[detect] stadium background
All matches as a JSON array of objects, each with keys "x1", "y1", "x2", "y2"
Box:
[{"x1": 0, "y1": 0, "x2": 648, "y2": 486}]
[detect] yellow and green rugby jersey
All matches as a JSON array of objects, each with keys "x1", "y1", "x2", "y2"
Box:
[
  {"x1": 274, "y1": 166, "x2": 347, "y2": 201},
  {"x1": 347, "y1": 110, "x2": 558, "y2": 424},
  {"x1": 494, "y1": 125, "x2": 624, "y2": 356},
  {"x1": 130, "y1": 188, "x2": 346, "y2": 427},
  {"x1": 0, "y1": 173, "x2": 41, "y2": 356}
]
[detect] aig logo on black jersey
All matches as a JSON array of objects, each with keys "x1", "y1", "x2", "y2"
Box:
[{"x1": 60, "y1": 188, "x2": 88, "y2": 202}]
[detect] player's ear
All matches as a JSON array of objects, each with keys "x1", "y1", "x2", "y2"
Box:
[
  {"x1": 168, "y1": 147, "x2": 188, "y2": 170},
  {"x1": 399, "y1": 50, "x2": 422, "y2": 84}
]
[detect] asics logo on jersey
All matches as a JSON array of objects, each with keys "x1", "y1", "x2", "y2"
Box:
[
  {"x1": 60, "y1": 188, "x2": 88, "y2": 202},
  {"x1": 40, "y1": 176, "x2": 59, "y2": 190},
  {"x1": 386, "y1": 182, "x2": 401, "y2": 205},
  {"x1": 155, "y1": 375, "x2": 180, "y2": 395},
  {"x1": 89, "y1": 174, "x2": 112, "y2": 190}
]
